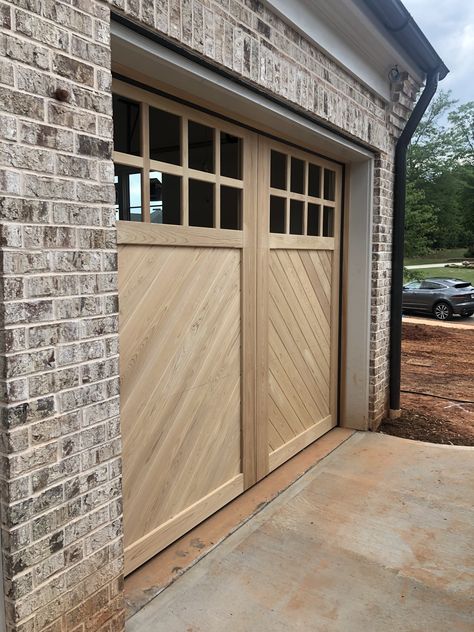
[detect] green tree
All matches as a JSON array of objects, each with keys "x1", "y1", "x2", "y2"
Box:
[
  {"x1": 404, "y1": 183, "x2": 439, "y2": 257},
  {"x1": 406, "y1": 91, "x2": 474, "y2": 256},
  {"x1": 448, "y1": 102, "x2": 474, "y2": 164},
  {"x1": 407, "y1": 90, "x2": 456, "y2": 184}
]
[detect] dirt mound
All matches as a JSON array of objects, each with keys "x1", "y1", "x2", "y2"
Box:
[
  {"x1": 379, "y1": 408, "x2": 474, "y2": 446},
  {"x1": 403, "y1": 323, "x2": 433, "y2": 343},
  {"x1": 379, "y1": 321, "x2": 474, "y2": 445}
]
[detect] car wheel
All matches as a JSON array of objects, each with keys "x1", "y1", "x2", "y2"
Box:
[
  {"x1": 433, "y1": 301, "x2": 453, "y2": 321},
  {"x1": 460, "y1": 311, "x2": 474, "y2": 319}
]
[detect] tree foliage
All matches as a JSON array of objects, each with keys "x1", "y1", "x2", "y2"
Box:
[
  {"x1": 405, "y1": 90, "x2": 474, "y2": 258},
  {"x1": 404, "y1": 183, "x2": 438, "y2": 257}
]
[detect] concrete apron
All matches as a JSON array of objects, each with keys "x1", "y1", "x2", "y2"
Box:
[{"x1": 127, "y1": 432, "x2": 474, "y2": 632}]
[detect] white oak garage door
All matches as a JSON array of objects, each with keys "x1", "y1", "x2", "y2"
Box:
[{"x1": 113, "y1": 79, "x2": 342, "y2": 573}]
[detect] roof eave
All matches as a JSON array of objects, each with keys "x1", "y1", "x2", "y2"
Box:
[{"x1": 361, "y1": 0, "x2": 449, "y2": 80}]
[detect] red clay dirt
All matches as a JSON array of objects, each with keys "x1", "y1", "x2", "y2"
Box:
[{"x1": 379, "y1": 321, "x2": 474, "y2": 446}]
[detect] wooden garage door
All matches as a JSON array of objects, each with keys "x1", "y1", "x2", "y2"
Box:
[
  {"x1": 114, "y1": 79, "x2": 341, "y2": 574},
  {"x1": 256, "y1": 140, "x2": 341, "y2": 477}
]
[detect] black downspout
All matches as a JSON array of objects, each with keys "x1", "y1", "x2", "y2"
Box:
[{"x1": 389, "y1": 69, "x2": 440, "y2": 415}]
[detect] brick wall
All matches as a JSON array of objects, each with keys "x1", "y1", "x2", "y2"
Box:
[
  {"x1": 0, "y1": 1, "x2": 123, "y2": 631},
  {"x1": 0, "y1": 0, "x2": 419, "y2": 629},
  {"x1": 369, "y1": 75, "x2": 420, "y2": 426}
]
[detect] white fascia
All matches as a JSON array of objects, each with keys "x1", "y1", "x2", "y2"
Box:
[{"x1": 264, "y1": 0, "x2": 424, "y2": 101}]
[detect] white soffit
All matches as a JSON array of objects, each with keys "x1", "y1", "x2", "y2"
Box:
[{"x1": 264, "y1": 0, "x2": 424, "y2": 101}]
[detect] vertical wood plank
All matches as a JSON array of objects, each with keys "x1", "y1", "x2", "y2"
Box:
[
  {"x1": 255, "y1": 136, "x2": 270, "y2": 480},
  {"x1": 182, "y1": 116, "x2": 189, "y2": 226},
  {"x1": 241, "y1": 132, "x2": 259, "y2": 488},
  {"x1": 285, "y1": 155, "x2": 291, "y2": 234},
  {"x1": 303, "y1": 160, "x2": 309, "y2": 236},
  {"x1": 215, "y1": 129, "x2": 221, "y2": 229},
  {"x1": 141, "y1": 103, "x2": 151, "y2": 223},
  {"x1": 319, "y1": 168, "x2": 325, "y2": 235}
]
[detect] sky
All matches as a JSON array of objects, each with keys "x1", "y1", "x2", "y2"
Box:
[{"x1": 403, "y1": 0, "x2": 474, "y2": 105}]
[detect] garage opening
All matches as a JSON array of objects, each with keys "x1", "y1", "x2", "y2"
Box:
[{"x1": 113, "y1": 78, "x2": 342, "y2": 574}]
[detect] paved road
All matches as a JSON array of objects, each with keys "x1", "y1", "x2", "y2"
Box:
[
  {"x1": 405, "y1": 262, "x2": 449, "y2": 269},
  {"x1": 403, "y1": 314, "x2": 474, "y2": 328}
]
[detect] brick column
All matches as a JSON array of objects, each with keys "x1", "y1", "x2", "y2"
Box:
[
  {"x1": 0, "y1": 2, "x2": 124, "y2": 630},
  {"x1": 368, "y1": 73, "x2": 420, "y2": 428}
]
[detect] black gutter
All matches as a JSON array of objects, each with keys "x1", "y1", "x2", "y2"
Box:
[
  {"x1": 361, "y1": 0, "x2": 449, "y2": 79},
  {"x1": 389, "y1": 69, "x2": 439, "y2": 414}
]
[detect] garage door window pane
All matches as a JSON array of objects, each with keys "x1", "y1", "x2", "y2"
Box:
[
  {"x1": 324, "y1": 169, "x2": 336, "y2": 201},
  {"x1": 150, "y1": 171, "x2": 181, "y2": 225},
  {"x1": 290, "y1": 200, "x2": 304, "y2": 234},
  {"x1": 113, "y1": 95, "x2": 141, "y2": 156},
  {"x1": 323, "y1": 206, "x2": 334, "y2": 237},
  {"x1": 221, "y1": 133, "x2": 242, "y2": 179},
  {"x1": 149, "y1": 107, "x2": 181, "y2": 165},
  {"x1": 270, "y1": 196, "x2": 285, "y2": 233},
  {"x1": 189, "y1": 180, "x2": 214, "y2": 227},
  {"x1": 221, "y1": 186, "x2": 241, "y2": 230},
  {"x1": 115, "y1": 165, "x2": 142, "y2": 222},
  {"x1": 189, "y1": 121, "x2": 214, "y2": 173},
  {"x1": 291, "y1": 158, "x2": 304, "y2": 194},
  {"x1": 308, "y1": 164, "x2": 321, "y2": 197},
  {"x1": 271, "y1": 151, "x2": 286, "y2": 190},
  {"x1": 307, "y1": 203, "x2": 320, "y2": 236}
]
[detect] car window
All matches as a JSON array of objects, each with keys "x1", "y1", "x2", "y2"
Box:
[
  {"x1": 421, "y1": 281, "x2": 445, "y2": 290},
  {"x1": 405, "y1": 281, "x2": 421, "y2": 289}
]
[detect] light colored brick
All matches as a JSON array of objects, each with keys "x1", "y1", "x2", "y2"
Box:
[{"x1": 0, "y1": 0, "x2": 420, "y2": 630}]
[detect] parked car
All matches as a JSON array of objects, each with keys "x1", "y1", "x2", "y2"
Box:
[{"x1": 402, "y1": 277, "x2": 474, "y2": 320}]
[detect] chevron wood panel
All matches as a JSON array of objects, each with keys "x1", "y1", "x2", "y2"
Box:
[
  {"x1": 268, "y1": 249, "x2": 333, "y2": 452},
  {"x1": 119, "y1": 244, "x2": 242, "y2": 559}
]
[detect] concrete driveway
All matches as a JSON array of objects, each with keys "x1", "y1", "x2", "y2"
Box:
[{"x1": 127, "y1": 432, "x2": 474, "y2": 632}]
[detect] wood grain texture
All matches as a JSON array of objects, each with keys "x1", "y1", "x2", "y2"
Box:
[
  {"x1": 268, "y1": 414, "x2": 334, "y2": 471},
  {"x1": 115, "y1": 87, "x2": 344, "y2": 571},
  {"x1": 269, "y1": 234, "x2": 335, "y2": 251},
  {"x1": 241, "y1": 134, "x2": 259, "y2": 488},
  {"x1": 255, "y1": 137, "x2": 270, "y2": 480},
  {"x1": 117, "y1": 222, "x2": 243, "y2": 248},
  {"x1": 268, "y1": 249, "x2": 334, "y2": 452},
  {"x1": 124, "y1": 475, "x2": 244, "y2": 574},
  {"x1": 119, "y1": 244, "x2": 242, "y2": 569}
]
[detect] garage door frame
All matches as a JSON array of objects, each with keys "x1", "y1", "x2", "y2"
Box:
[{"x1": 111, "y1": 24, "x2": 376, "y2": 574}]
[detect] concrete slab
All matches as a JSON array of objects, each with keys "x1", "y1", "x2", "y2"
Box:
[
  {"x1": 127, "y1": 432, "x2": 474, "y2": 632},
  {"x1": 124, "y1": 428, "x2": 354, "y2": 618}
]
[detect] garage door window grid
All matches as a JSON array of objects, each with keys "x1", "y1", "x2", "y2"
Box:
[
  {"x1": 113, "y1": 92, "x2": 243, "y2": 230},
  {"x1": 270, "y1": 150, "x2": 336, "y2": 237}
]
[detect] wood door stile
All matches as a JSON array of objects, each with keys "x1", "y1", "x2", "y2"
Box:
[
  {"x1": 115, "y1": 77, "x2": 343, "y2": 573},
  {"x1": 241, "y1": 133, "x2": 259, "y2": 489},
  {"x1": 255, "y1": 138, "x2": 270, "y2": 481}
]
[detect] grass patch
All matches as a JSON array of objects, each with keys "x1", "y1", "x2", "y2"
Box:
[
  {"x1": 404, "y1": 248, "x2": 468, "y2": 266},
  {"x1": 414, "y1": 266, "x2": 474, "y2": 285}
]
